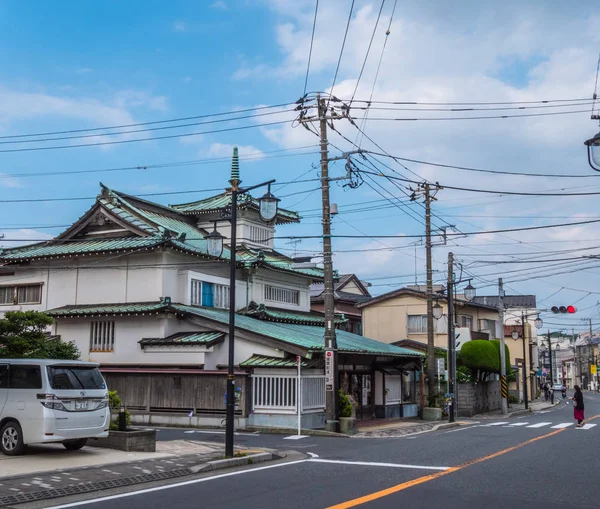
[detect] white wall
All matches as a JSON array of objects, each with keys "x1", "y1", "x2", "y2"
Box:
[
  {"x1": 56, "y1": 316, "x2": 207, "y2": 367},
  {"x1": 204, "y1": 334, "x2": 284, "y2": 370}
]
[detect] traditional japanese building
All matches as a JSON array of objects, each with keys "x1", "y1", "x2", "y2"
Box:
[{"x1": 0, "y1": 149, "x2": 422, "y2": 428}]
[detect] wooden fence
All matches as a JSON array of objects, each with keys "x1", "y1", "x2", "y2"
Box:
[{"x1": 102, "y1": 372, "x2": 250, "y2": 416}]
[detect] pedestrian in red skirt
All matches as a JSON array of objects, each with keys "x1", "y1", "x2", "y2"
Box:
[{"x1": 572, "y1": 385, "x2": 585, "y2": 427}]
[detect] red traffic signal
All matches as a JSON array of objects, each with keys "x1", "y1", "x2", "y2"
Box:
[{"x1": 551, "y1": 305, "x2": 576, "y2": 314}]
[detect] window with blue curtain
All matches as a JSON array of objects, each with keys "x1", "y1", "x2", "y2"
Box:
[{"x1": 201, "y1": 282, "x2": 214, "y2": 307}]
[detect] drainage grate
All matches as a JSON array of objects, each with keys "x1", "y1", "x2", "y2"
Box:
[{"x1": 0, "y1": 469, "x2": 190, "y2": 507}]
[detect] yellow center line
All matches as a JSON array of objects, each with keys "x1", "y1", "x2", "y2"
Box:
[{"x1": 326, "y1": 416, "x2": 600, "y2": 509}]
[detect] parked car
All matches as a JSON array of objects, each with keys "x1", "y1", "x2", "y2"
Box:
[
  {"x1": 552, "y1": 383, "x2": 566, "y2": 392},
  {"x1": 0, "y1": 359, "x2": 110, "y2": 456}
]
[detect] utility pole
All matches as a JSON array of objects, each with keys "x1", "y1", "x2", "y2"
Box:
[
  {"x1": 317, "y1": 94, "x2": 338, "y2": 432},
  {"x1": 520, "y1": 312, "x2": 529, "y2": 410},
  {"x1": 498, "y1": 278, "x2": 508, "y2": 414},
  {"x1": 547, "y1": 330, "x2": 553, "y2": 385},
  {"x1": 425, "y1": 184, "x2": 435, "y2": 400},
  {"x1": 447, "y1": 252, "x2": 455, "y2": 423}
]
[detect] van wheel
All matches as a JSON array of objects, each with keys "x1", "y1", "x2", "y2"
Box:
[
  {"x1": 63, "y1": 438, "x2": 88, "y2": 451},
  {"x1": 0, "y1": 421, "x2": 25, "y2": 456}
]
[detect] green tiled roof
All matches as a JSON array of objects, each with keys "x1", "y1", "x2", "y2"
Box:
[
  {"x1": 47, "y1": 302, "x2": 167, "y2": 317},
  {"x1": 240, "y1": 354, "x2": 316, "y2": 368},
  {"x1": 0, "y1": 184, "x2": 320, "y2": 280},
  {"x1": 241, "y1": 303, "x2": 346, "y2": 326},
  {"x1": 0, "y1": 238, "x2": 164, "y2": 262},
  {"x1": 45, "y1": 300, "x2": 422, "y2": 358},
  {"x1": 139, "y1": 331, "x2": 224, "y2": 346},
  {"x1": 171, "y1": 192, "x2": 300, "y2": 224},
  {"x1": 171, "y1": 304, "x2": 422, "y2": 358}
]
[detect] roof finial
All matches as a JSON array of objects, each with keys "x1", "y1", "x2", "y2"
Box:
[{"x1": 229, "y1": 146, "x2": 241, "y2": 189}]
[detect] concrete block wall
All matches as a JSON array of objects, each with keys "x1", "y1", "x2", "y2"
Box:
[{"x1": 457, "y1": 381, "x2": 501, "y2": 417}]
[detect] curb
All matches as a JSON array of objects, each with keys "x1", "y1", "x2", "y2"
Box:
[
  {"x1": 245, "y1": 427, "x2": 350, "y2": 438},
  {"x1": 0, "y1": 451, "x2": 283, "y2": 507}
]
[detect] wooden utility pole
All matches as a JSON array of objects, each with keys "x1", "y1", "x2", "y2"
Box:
[
  {"x1": 498, "y1": 278, "x2": 508, "y2": 414},
  {"x1": 317, "y1": 94, "x2": 338, "y2": 432}
]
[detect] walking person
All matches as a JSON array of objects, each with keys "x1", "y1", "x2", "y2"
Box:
[{"x1": 572, "y1": 385, "x2": 585, "y2": 427}]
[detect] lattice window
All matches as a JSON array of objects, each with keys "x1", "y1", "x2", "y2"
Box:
[
  {"x1": 90, "y1": 321, "x2": 115, "y2": 352},
  {"x1": 264, "y1": 285, "x2": 300, "y2": 305},
  {"x1": 191, "y1": 279, "x2": 229, "y2": 308},
  {"x1": 248, "y1": 225, "x2": 270, "y2": 245}
]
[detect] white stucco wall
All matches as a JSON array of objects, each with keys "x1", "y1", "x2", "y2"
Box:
[
  {"x1": 204, "y1": 335, "x2": 284, "y2": 370},
  {"x1": 55, "y1": 316, "x2": 208, "y2": 367}
]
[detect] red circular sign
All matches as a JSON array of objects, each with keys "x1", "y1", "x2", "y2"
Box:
[{"x1": 326, "y1": 351, "x2": 332, "y2": 357}]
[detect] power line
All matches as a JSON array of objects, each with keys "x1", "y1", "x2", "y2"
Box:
[
  {"x1": 303, "y1": 0, "x2": 320, "y2": 97},
  {"x1": 0, "y1": 119, "x2": 291, "y2": 153},
  {"x1": 352, "y1": 109, "x2": 591, "y2": 121},
  {"x1": 0, "y1": 109, "x2": 295, "y2": 146},
  {"x1": 366, "y1": 150, "x2": 600, "y2": 178},
  {"x1": 0, "y1": 145, "x2": 319, "y2": 180},
  {"x1": 351, "y1": 101, "x2": 594, "y2": 113},
  {"x1": 0, "y1": 177, "x2": 321, "y2": 204},
  {"x1": 0, "y1": 102, "x2": 295, "y2": 140},
  {"x1": 327, "y1": 0, "x2": 355, "y2": 106},
  {"x1": 350, "y1": 0, "x2": 386, "y2": 103},
  {"x1": 348, "y1": 97, "x2": 591, "y2": 106}
]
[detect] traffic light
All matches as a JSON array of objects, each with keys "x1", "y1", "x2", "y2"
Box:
[{"x1": 551, "y1": 305, "x2": 576, "y2": 314}]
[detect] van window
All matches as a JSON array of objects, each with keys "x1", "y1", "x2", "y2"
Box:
[
  {"x1": 47, "y1": 366, "x2": 106, "y2": 390},
  {"x1": 9, "y1": 365, "x2": 42, "y2": 389},
  {"x1": 0, "y1": 365, "x2": 8, "y2": 388}
]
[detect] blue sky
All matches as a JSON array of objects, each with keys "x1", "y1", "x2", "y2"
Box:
[{"x1": 1, "y1": 0, "x2": 600, "y2": 333}]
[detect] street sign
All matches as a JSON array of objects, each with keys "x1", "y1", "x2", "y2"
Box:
[
  {"x1": 325, "y1": 349, "x2": 334, "y2": 391},
  {"x1": 436, "y1": 358, "x2": 445, "y2": 375},
  {"x1": 592, "y1": 365, "x2": 597, "y2": 375}
]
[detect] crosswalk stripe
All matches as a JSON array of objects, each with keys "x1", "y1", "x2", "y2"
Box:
[
  {"x1": 487, "y1": 422, "x2": 509, "y2": 426},
  {"x1": 508, "y1": 423, "x2": 529, "y2": 426},
  {"x1": 526, "y1": 422, "x2": 552, "y2": 428},
  {"x1": 551, "y1": 423, "x2": 573, "y2": 429},
  {"x1": 576, "y1": 424, "x2": 597, "y2": 430}
]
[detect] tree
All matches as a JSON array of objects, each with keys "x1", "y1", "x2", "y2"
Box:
[
  {"x1": 490, "y1": 340, "x2": 511, "y2": 375},
  {"x1": 460, "y1": 340, "x2": 499, "y2": 382},
  {"x1": 0, "y1": 311, "x2": 80, "y2": 360}
]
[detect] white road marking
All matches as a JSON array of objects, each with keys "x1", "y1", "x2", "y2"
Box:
[
  {"x1": 486, "y1": 422, "x2": 510, "y2": 426},
  {"x1": 536, "y1": 411, "x2": 551, "y2": 414},
  {"x1": 283, "y1": 435, "x2": 309, "y2": 440},
  {"x1": 181, "y1": 430, "x2": 259, "y2": 437},
  {"x1": 307, "y1": 452, "x2": 319, "y2": 458},
  {"x1": 576, "y1": 424, "x2": 597, "y2": 430},
  {"x1": 507, "y1": 423, "x2": 529, "y2": 426},
  {"x1": 42, "y1": 460, "x2": 310, "y2": 509},
  {"x1": 526, "y1": 422, "x2": 552, "y2": 428},
  {"x1": 309, "y1": 459, "x2": 449, "y2": 471},
  {"x1": 440, "y1": 425, "x2": 481, "y2": 434},
  {"x1": 551, "y1": 423, "x2": 574, "y2": 429}
]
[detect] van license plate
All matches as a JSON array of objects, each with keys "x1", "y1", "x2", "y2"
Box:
[{"x1": 75, "y1": 401, "x2": 88, "y2": 410}]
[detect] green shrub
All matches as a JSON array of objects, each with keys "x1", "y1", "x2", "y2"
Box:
[
  {"x1": 338, "y1": 390, "x2": 353, "y2": 418},
  {"x1": 508, "y1": 394, "x2": 520, "y2": 404},
  {"x1": 108, "y1": 390, "x2": 131, "y2": 430},
  {"x1": 490, "y1": 340, "x2": 511, "y2": 374}
]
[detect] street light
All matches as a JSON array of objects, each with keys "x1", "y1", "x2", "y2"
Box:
[
  {"x1": 258, "y1": 184, "x2": 280, "y2": 223},
  {"x1": 511, "y1": 329, "x2": 519, "y2": 340},
  {"x1": 534, "y1": 316, "x2": 543, "y2": 329},
  {"x1": 432, "y1": 301, "x2": 443, "y2": 320},
  {"x1": 584, "y1": 130, "x2": 600, "y2": 172},
  {"x1": 205, "y1": 222, "x2": 225, "y2": 258},
  {"x1": 464, "y1": 281, "x2": 476, "y2": 301},
  {"x1": 204, "y1": 147, "x2": 278, "y2": 458}
]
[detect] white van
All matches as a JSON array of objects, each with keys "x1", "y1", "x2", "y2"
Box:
[{"x1": 0, "y1": 359, "x2": 110, "y2": 455}]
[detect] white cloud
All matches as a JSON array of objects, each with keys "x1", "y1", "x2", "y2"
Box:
[
  {"x1": 0, "y1": 229, "x2": 54, "y2": 248},
  {"x1": 0, "y1": 173, "x2": 22, "y2": 188},
  {"x1": 210, "y1": 1, "x2": 228, "y2": 10},
  {"x1": 174, "y1": 21, "x2": 186, "y2": 32},
  {"x1": 255, "y1": 1, "x2": 600, "y2": 305}
]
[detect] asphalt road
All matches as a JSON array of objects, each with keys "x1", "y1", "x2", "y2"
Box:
[{"x1": 42, "y1": 393, "x2": 600, "y2": 509}]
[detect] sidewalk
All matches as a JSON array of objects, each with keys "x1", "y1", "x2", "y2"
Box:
[{"x1": 0, "y1": 440, "x2": 278, "y2": 507}]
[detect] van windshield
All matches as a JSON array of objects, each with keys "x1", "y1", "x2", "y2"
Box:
[{"x1": 47, "y1": 366, "x2": 106, "y2": 390}]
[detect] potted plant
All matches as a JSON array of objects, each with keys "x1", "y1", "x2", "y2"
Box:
[
  {"x1": 338, "y1": 390, "x2": 356, "y2": 434},
  {"x1": 90, "y1": 390, "x2": 157, "y2": 452}
]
